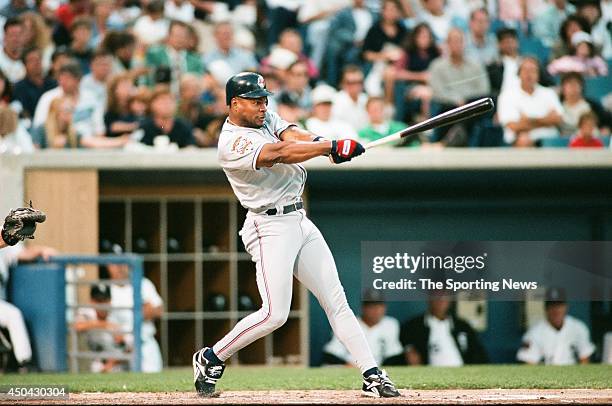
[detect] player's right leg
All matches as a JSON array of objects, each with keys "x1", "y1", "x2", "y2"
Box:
[
  {"x1": 193, "y1": 214, "x2": 301, "y2": 397},
  {"x1": 292, "y1": 217, "x2": 401, "y2": 398}
]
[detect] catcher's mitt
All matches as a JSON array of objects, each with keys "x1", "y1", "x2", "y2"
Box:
[{"x1": 1, "y1": 202, "x2": 46, "y2": 246}]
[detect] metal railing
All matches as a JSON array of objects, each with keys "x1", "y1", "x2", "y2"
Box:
[{"x1": 51, "y1": 255, "x2": 143, "y2": 372}]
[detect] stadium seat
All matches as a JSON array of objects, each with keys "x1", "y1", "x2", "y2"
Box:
[
  {"x1": 584, "y1": 76, "x2": 612, "y2": 103},
  {"x1": 540, "y1": 137, "x2": 570, "y2": 148},
  {"x1": 519, "y1": 37, "x2": 550, "y2": 64}
]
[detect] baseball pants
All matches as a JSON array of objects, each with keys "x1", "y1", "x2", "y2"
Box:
[
  {"x1": 0, "y1": 300, "x2": 32, "y2": 364},
  {"x1": 212, "y1": 209, "x2": 377, "y2": 373}
]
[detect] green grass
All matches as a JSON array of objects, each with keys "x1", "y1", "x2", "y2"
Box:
[{"x1": 3, "y1": 365, "x2": 611, "y2": 392}]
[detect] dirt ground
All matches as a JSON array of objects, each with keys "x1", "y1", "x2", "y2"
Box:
[{"x1": 3, "y1": 389, "x2": 612, "y2": 405}]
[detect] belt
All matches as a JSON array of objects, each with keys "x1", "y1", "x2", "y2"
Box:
[{"x1": 265, "y1": 202, "x2": 303, "y2": 215}]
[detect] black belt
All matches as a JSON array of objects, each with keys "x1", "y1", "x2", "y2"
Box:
[{"x1": 265, "y1": 202, "x2": 303, "y2": 215}]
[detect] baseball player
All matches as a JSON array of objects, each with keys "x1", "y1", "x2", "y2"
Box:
[{"x1": 192, "y1": 72, "x2": 401, "y2": 398}]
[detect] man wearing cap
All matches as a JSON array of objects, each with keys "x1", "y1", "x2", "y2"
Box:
[
  {"x1": 192, "y1": 71, "x2": 401, "y2": 398},
  {"x1": 517, "y1": 288, "x2": 595, "y2": 365},
  {"x1": 322, "y1": 290, "x2": 404, "y2": 366},
  {"x1": 305, "y1": 84, "x2": 358, "y2": 140}
]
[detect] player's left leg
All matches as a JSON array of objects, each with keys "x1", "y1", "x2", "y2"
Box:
[{"x1": 292, "y1": 215, "x2": 401, "y2": 398}]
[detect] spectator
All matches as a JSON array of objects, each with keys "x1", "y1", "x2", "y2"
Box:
[
  {"x1": 33, "y1": 61, "x2": 82, "y2": 128},
  {"x1": 486, "y1": 28, "x2": 555, "y2": 100},
  {"x1": 278, "y1": 60, "x2": 312, "y2": 111},
  {"x1": 261, "y1": 28, "x2": 319, "y2": 80},
  {"x1": 100, "y1": 31, "x2": 148, "y2": 79},
  {"x1": 0, "y1": 105, "x2": 34, "y2": 153},
  {"x1": 47, "y1": 46, "x2": 73, "y2": 82},
  {"x1": 41, "y1": 96, "x2": 80, "y2": 148},
  {"x1": 91, "y1": 0, "x2": 114, "y2": 47},
  {"x1": 13, "y1": 47, "x2": 57, "y2": 120},
  {"x1": 324, "y1": 0, "x2": 373, "y2": 86},
  {"x1": 80, "y1": 48, "x2": 114, "y2": 111},
  {"x1": 550, "y1": 14, "x2": 590, "y2": 60},
  {"x1": 400, "y1": 290, "x2": 488, "y2": 366},
  {"x1": 322, "y1": 290, "x2": 404, "y2": 366},
  {"x1": 559, "y1": 72, "x2": 611, "y2": 136},
  {"x1": 547, "y1": 31, "x2": 608, "y2": 77},
  {"x1": 53, "y1": 0, "x2": 92, "y2": 47},
  {"x1": 497, "y1": 0, "x2": 545, "y2": 31},
  {"x1": 132, "y1": 0, "x2": 169, "y2": 46},
  {"x1": 69, "y1": 17, "x2": 94, "y2": 75},
  {"x1": 464, "y1": 8, "x2": 497, "y2": 65},
  {"x1": 104, "y1": 73, "x2": 140, "y2": 138},
  {"x1": 386, "y1": 22, "x2": 439, "y2": 122},
  {"x1": 0, "y1": 0, "x2": 32, "y2": 18},
  {"x1": 429, "y1": 28, "x2": 490, "y2": 144},
  {"x1": 498, "y1": 57, "x2": 563, "y2": 147},
  {"x1": 358, "y1": 96, "x2": 410, "y2": 146},
  {"x1": 145, "y1": 20, "x2": 204, "y2": 93},
  {"x1": 34, "y1": 62, "x2": 129, "y2": 148},
  {"x1": 517, "y1": 288, "x2": 595, "y2": 365},
  {"x1": 0, "y1": 241, "x2": 56, "y2": 371},
  {"x1": 331, "y1": 65, "x2": 369, "y2": 132},
  {"x1": 105, "y1": 254, "x2": 163, "y2": 373},
  {"x1": 202, "y1": 21, "x2": 257, "y2": 77},
  {"x1": 276, "y1": 91, "x2": 305, "y2": 127},
  {"x1": 576, "y1": 1, "x2": 612, "y2": 59},
  {"x1": 177, "y1": 73, "x2": 219, "y2": 147},
  {"x1": 0, "y1": 17, "x2": 25, "y2": 83},
  {"x1": 164, "y1": 0, "x2": 194, "y2": 23},
  {"x1": 20, "y1": 11, "x2": 54, "y2": 74},
  {"x1": 306, "y1": 84, "x2": 357, "y2": 139},
  {"x1": 140, "y1": 86, "x2": 197, "y2": 148},
  {"x1": 73, "y1": 284, "x2": 124, "y2": 373},
  {"x1": 569, "y1": 112, "x2": 603, "y2": 148},
  {"x1": 297, "y1": 0, "x2": 351, "y2": 70},
  {"x1": 418, "y1": 0, "x2": 457, "y2": 43},
  {"x1": 532, "y1": 0, "x2": 576, "y2": 48},
  {"x1": 265, "y1": 0, "x2": 301, "y2": 47}
]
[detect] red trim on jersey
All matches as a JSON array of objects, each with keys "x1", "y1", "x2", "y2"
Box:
[{"x1": 216, "y1": 221, "x2": 272, "y2": 356}]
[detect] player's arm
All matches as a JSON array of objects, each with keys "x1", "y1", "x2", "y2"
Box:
[
  {"x1": 0, "y1": 234, "x2": 6, "y2": 249},
  {"x1": 279, "y1": 125, "x2": 321, "y2": 142},
  {"x1": 143, "y1": 302, "x2": 163, "y2": 321},
  {"x1": 256, "y1": 140, "x2": 332, "y2": 167}
]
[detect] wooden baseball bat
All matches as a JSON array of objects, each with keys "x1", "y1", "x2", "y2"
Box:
[{"x1": 365, "y1": 97, "x2": 495, "y2": 149}]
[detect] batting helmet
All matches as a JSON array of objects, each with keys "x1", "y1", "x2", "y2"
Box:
[{"x1": 225, "y1": 72, "x2": 273, "y2": 105}]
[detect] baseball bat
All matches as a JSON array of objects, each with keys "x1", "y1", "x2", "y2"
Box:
[{"x1": 365, "y1": 97, "x2": 494, "y2": 149}]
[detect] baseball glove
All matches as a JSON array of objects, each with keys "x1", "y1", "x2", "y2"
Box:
[{"x1": 1, "y1": 202, "x2": 46, "y2": 246}]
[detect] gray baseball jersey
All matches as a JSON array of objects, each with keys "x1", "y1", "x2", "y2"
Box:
[{"x1": 217, "y1": 111, "x2": 307, "y2": 212}]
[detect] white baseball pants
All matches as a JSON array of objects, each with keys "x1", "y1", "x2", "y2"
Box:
[
  {"x1": 0, "y1": 300, "x2": 32, "y2": 364},
  {"x1": 212, "y1": 209, "x2": 377, "y2": 373}
]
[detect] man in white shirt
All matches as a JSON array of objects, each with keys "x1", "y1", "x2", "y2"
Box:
[
  {"x1": 322, "y1": 290, "x2": 404, "y2": 366},
  {"x1": 0, "y1": 17, "x2": 25, "y2": 83},
  {"x1": 79, "y1": 49, "x2": 113, "y2": 113},
  {"x1": 33, "y1": 62, "x2": 81, "y2": 128},
  {"x1": 497, "y1": 57, "x2": 563, "y2": 146},
  {"x1": 331, "y1": 65, "x2": 369, "y2": 132},
  {"x1": 306, "y1": 84, "x2": 358, "y2": 140},
  {"x1": 105, "y1": 259, "x2": 164, "y2": 373},
  {"x1": 517, "y1": 288, "x2": 595, "y2": 365}
]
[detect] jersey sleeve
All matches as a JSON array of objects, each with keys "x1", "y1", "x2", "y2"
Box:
[
  {"x1": 383, "y1": 317, "x2": 405, "y2": 358},
  {"x1": 141, "y1": 278, "x2": 163, "y2": 308},
  {"x1": 516, "y1": 326, "x2": 543, "y2": 364},
  {"x1": 219, "y1": 129, "x2": 272, "y2": 171},
  {"x1": 574, "y1": 320, "x2": 595, "y2": 360},
  {"x1": 267, "y1": 110, "x2": 295, "y2": 139}
]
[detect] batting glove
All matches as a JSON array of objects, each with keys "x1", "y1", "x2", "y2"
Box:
[{"x1": 330, "y1": 139, "x2": 365, "y2": 164}]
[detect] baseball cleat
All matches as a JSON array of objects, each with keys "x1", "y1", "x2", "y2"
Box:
[
  {"x1": 362, "y1": 369, "x2": 401, "y2": 398},
  {"x1": 193, "y1": 347, "x2": 226, "y2": 397}
]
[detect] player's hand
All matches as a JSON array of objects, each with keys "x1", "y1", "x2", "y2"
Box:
[{"x1": 330, "y1": 139, "x2": 365, "y2": 164}]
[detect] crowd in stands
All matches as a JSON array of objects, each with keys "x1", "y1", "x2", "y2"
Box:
[{"x1": 0, "y1": 0, "x2": 610, "y2": 152}]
